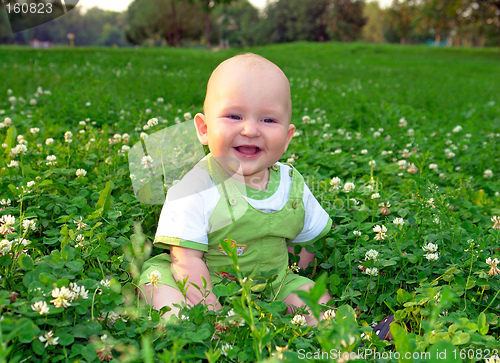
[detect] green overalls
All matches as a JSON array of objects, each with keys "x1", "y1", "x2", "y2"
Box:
[{"x1": 140, "y1": 155, "x2": 318, "y2": 302}]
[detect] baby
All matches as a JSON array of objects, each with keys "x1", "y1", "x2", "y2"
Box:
[{"x1": 139, "y1": 53, "x2": 333, "y2": 324}]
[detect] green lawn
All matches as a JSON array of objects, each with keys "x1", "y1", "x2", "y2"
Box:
[{"x1": 1, "y1": 42, "x2": 499, "y2": 362}]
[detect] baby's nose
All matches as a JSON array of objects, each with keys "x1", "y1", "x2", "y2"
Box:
[{"x1": 240, "y1": 120, "x2": 260, "y2": 137}]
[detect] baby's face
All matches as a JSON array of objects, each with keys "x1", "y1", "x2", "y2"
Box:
[{"x1": 195, "y1": 58, "x2": 295, "y2": 184}]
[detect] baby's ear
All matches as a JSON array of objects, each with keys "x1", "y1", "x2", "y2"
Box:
[{"x1": 194, "y1": 113, "x2": 209, "y2": 145}]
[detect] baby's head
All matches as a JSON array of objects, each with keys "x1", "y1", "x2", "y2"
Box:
[
  {"x1": 194, "y1": 53, "x2": 295, "y2": 184},
  {"x1": 204, "y1": 53, "x2": 292, "y2": 121}
]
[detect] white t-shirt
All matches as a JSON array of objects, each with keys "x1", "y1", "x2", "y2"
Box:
[{"x1": 155, "y1": 162, "x2": 330, "y2": 247}]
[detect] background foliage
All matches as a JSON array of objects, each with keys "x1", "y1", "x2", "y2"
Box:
[{"x1": 0, "y1": 0, "x2": 499, "y2": 48}]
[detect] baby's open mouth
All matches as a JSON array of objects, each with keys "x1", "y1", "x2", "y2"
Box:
[{"x1": 234, "y1": 146, "x2": 261, "y2": 155}]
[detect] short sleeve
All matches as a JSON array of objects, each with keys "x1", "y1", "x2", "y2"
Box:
[
  {"x1": 153, "y1": 166, "x2": 216, "y2": 251},
  {"x1": 288, "y1": 182, "x2": 332, "y2": 246}
]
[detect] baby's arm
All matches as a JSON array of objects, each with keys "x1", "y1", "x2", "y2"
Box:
[
  {"x1": 287, "y1": 245, "x2": 315, "y2": 270},
  {"x1": 170, "y1": 246, "x2": 222, "y2": 311}
]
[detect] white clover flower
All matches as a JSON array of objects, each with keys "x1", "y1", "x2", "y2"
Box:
[
  {"x1": 429, "y1": 163, "x2": 438, "y2": 171},
  {"x1": 121, "y1": 145, "x2": 130, "y2": 153},
  {"x1": 492, "y1": 216, "x2": 500, "y2": 230},
  {"x1": 39, "y1": 331, "x2": 59, "y2": 347},
  {"x1": 45, "y1": 138, "x2": 54, "y2": 145},
  {"x1": 291, "y1": 314, "x2": 307, "y2": 327},
  {"x1": 484, "y1": 169, "x2": 494, "y2": 178},
  {"x1": 445, "y1": 149, "x2": 455, "y2": 158},
  {"x1": 157, "y1": 97, "x2": 164, "y2": 103},
  {"x1": 29, "y1": 98, "x2": 37, "y2": 106},
  {"x1": 50, "y1": 286, "x2": 72, "y2": 308},
  {"x1": 302, "y1": 115, "x2": 311, "y2": 123},
  {"x1": 397, "y1": 160, "x2": 408, "y2": 169},
  {"x1": 0, "y1": 239, "x2": 13, "y2": 254},
  {"x1": 4, "y1": 117, "x2": 12, "y2": 126},
  {"x1": 85, "y1": 102, "x2": 91, "y2": 107},
  {"x1": 343, "y1": 182, "x2": 355, "y2": 193},
  {"x1": 360, "y1": 149, "x2": 368, "y2": 155},
  {"x1": 100, "y1": 279, "x2": 111, "y2": 288},
  {"x1": 79, "y1": 120, "x2": 87, "y2": 126},
  {"x1": 393, "y1": 218, "x2": 404, "y2": 227},
  {"x1": 113, "y1": 134, "x2": 122, "y2": 143},
  {"x1": 31, "y1": 301, "x2": 49, "y2": 315},
  {"x1": 14, "y1": 238, "x2": 31, "y2": 246},
  {"x1": 76, "y1": 234, "x2": 85, "y2": 244},
  {"x1": 220, "y1": 342, "x2": 233, "y2": 357},
  {"x1": 365, "y1": 249, "x2": 379, "y2": 261},
  {"x1": 0, "y1": 199, "x2": 11, "y2": 206},
  {"x1": 485, "y1": 354, "x2": 500, "y2": 363},
  {"x1": 425, "y1": 252, "x2": 439, "y2": 261},
  {"x1": 69, "y1": 282, "x2": 89, "y2": 300},
  {"x1": 368, "y1": 160, "x2": 376, "y2": 167},
  {"x1": 330, "y1": 177, "x2": 341, "y2": 189},
  {"x1": 7, "y1": 160, "x2": 19, "y2": 168},
  {"x1": 365, "y1": 267, "x2": 379, "y2": 277},
  {"x1": 373, "y1": 131, "x2": 381, "y2": 138},
  {"x1": 29, "y1": 127, "x2": 40, "y2": 135},
  {"x1": 27, "y1": 181, "x2": 35, "y2": 188},
  {"x1": 398, "y1": 117, "x2": 407, "y2": 127},
  {"x1": 64, "y1": 131, "x2": 73, "y2": 143},
  {"x1": 183, "y1": 112, "x2": 192, "y2": 121},
  {"x1": 371, "y1": 193, "x2": 380, "y2": 199},
  {"x1": 75, "y1": 169, "x2": 87, "y2": 177},
  {"x1": 74, "y1": 216, "x2": 87, "y2": 231},
  {"x1": 452, "y1": 125, "x2": 463, "y2": 133},
  {"x1": 122, "y1": 133, "x2": 130, "y2": 143},
  {"x1": 0, "y1": 214, "x2": 15, "y2": 227},
  {"x1": 141, "y1": 155, "x2": 153, "y2": 168},
  {"x1": 147, "y1": 270, "x2": 161, "y2": 286},
  {"x1": 408, "y1": 128, "x2": 414, "y2": 136},
  {"x1": 422, "y1": 242, "x2": 438, "y2": 253},
  {"x1": 407, "y1": 163, "x2": 417, "y2": 174},
  {"x1": 140, "y1": 132, "x2": 148, "y2": 140},
  {"x1": 147, "y1": 118, "x2": 158, "y2": 128},
  {"x1": 46, "y1": 155, "x2": 57, "y2": 166},
  {"x1": 11, "y1": 144, "x2": 27, "y2": 155},
  {"x1": 353, "y1": 230, "x2": 362, "y2": 237},
  {"x1": 322, "y1": 309, "x2": 336, "y2": 320},
  {"x1": 22, "y1": 219, "x2": 36, "y2": 232},
  {"x1": 486, "y1": 257, "x2": 500, "y2": 276},
  {"x1": 373, "y1": 225, "x2": 387, "y2": 240}
]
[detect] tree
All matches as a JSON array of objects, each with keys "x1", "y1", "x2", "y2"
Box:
[
  {"x1": 418, "y1": 0, "x2": 461, "y2": 45},
  {"x1": 384, "y1": 0, "x2": 419, "y2": 44},
  {"x1": 262, "y1": 0, "x2": 330, "y2": 43},
  {"x1": 191, "y1": 0, "x2": 235, "y2": 48},
  {"x1": 126, "y1": 0, "x2": 205, "y2": 46},
  {"x1": 214, "y1": 0, "x2": 261, "y2": 47},
  {"x1": 326, "y1": 0, "x2": 367, "y2": 42},
  {"x1": 362, "y1": 1, "x2": 386, "y2": 42}
]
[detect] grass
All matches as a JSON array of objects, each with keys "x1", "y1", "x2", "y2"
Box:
[{"x1": 0, "y1": 42, "x2": 499, "y2": 362}]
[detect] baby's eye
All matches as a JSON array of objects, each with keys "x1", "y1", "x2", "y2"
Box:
[
  {"x1": 262, "y1": 118, "x2": 276, "y2": 123},
  {"x1": 227, "y1": 115, "x2": 242, "y2": 120}
]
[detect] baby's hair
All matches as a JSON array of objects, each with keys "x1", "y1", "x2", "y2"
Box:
[{"x1": 204, "y1": 53, "x2": 291, "y2": 115}]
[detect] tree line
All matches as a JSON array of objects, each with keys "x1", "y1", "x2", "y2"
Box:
[{"x1": 0, "y1": 0, "x2": 498, "y2": 48}]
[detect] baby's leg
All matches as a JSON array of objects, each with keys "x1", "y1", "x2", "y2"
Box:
[
  {"x1": 139, "y1": 283, "x2": 193, "y2": 319},
  {"x1": 283, "y1": 282, "x2": 332, "y2": 326}
]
